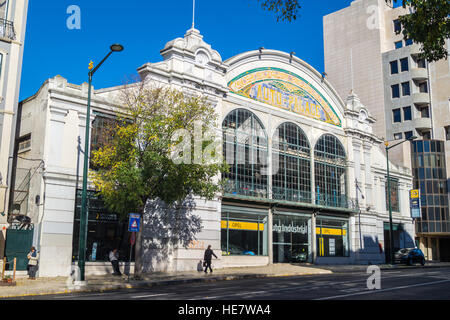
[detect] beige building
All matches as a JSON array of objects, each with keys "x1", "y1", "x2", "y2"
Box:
[
  {"x1": 0, "y1": 0, "x2": 29, "y2": 259},
  {"x1": 324, "y1": 0, "x2": 450, "y2": 261}
]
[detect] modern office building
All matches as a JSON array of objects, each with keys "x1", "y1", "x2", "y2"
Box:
[
  {"x1": 0, "y1": 0, "x2": 28, "y2": 260},
  {"x1": 10, "y1": 27, "x2": 415, "y2": 277},
  {"x1": 324, "y1": 0, "x2": 450, "y2": 261}
]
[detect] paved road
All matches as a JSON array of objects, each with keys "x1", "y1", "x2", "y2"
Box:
[{"x1": 9, "y1": 267, "x2": 450, "y2": 301}]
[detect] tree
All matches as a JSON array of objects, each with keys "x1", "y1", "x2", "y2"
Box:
[
  {"x1": 91, "y1": 81, "x2": 226, "y2": 277},
  {"x1": 390, "y1": 0, "x2": 450, "y2": 62},
  {"x1": 258, "y1": 0, "x2": 449, "y2": 63},
  {"x1": 258, "y1": 0, "x2": 301, "y2": 22}
]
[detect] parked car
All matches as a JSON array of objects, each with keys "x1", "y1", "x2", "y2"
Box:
[{"x1": 394, "y1": 248, "x2": 425, "y2": 266}]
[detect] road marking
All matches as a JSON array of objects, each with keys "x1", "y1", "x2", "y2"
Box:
[
  {"x1": 132, "y1": 293, "x2": 170, "y2": 299},
  {"x1": 316, "y1": 279, "x2": 450, "y2": 300}
]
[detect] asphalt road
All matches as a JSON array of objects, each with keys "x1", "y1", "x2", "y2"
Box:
[{"x1": 10, "y1": 267, "x2": 450, "y2": 301}]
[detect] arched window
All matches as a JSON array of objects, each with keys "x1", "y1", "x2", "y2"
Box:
[
  {"x1": 314, "y1": 134, "x2": 347, "y2": 208},
  {"x1": 223, "y1": 109, "x2": 268, "y2": 198},
  {"x1": 272, "y1": 123, "x2": 311, "y2": 203}
]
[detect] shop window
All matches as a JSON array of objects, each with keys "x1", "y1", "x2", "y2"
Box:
[
  {"x1": 272, "y1": 122, "x2": 311, "y2": 203},
  {"x1": 316, "y1": 218, "x2": 349, "y2": 257},
  {"x1": 72, "y1": 190, "x2": 133, "y2": 262},
  {"x1": 273, "y1": 214, "x2": 310, "y2": 263},
  {"x1": 390, "y1": 61, "x2": 399, "y2": 75},
  {"x1": 391, "y1": 84, "x2": 400, "y2": 98},
  {"x1": 386, "y1": 178, "x2": 400, "y2": 212},
  {"x1": 221, "y1": 212, "x2": 268, "y2": 256},
  {"x1": 222, "y1": 109, "x2": 268, "y2": 198},
  {"x1": 393, "y1": 108, "x2": 401, "y2": 123}
]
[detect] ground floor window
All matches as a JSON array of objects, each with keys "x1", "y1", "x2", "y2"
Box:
[
  {"x1": 273, "y1": 214, "x2": 310, "y2": 263},
  {"x1": 316, "y1": 217, "x2": 349, "y2": 257},
  {"x1": 72, "y1": 190, "x2": 134, "y2": 262},
  {"x1": 221, "y1": 211, "x2": 268, "y2": 256}
]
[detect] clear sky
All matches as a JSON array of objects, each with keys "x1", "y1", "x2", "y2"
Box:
[{"x1": 19, "y1": 0, "x2": 355, "y2": 101}]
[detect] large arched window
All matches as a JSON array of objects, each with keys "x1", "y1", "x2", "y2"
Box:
[
  {"x1": 223, "y1": 109, "x2": 268, "y2": 198},
  {"x1": 314, "y1": 134, "x2": 347, "y2": 208},
  {"x1": 272, "y1": 123, "x2": 311, "y2": 203}
]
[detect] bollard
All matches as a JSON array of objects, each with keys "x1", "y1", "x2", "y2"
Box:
[
  {"x1": 1, "y1": 257, "x2": 5, "y2": 279},
  {"x1": 13, "y1": 258, "x2": 16, "y2": 282}
]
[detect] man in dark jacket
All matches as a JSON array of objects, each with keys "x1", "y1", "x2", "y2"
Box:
[{"x1": 203, "y1": 245, "x2": 218, "y2": 274}]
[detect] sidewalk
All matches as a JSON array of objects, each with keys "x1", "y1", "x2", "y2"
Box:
[{"x1": 1, "y1": 262, "x2": 449, "y2": 299}]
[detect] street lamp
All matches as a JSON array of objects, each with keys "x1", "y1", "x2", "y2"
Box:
[
  {"x1": 78, "y1": 44, "x2": 124, "y2": 282},
  {"x1": 385, "y1": 135, "x2": 417, "y2": 265}
]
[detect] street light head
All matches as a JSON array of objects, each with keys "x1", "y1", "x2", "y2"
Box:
[
  {"x1": 110, "y1": 44, "x2": 124, "y2": 52},
  {"x1": 407, "y1": 135, "x2": 418, "y2": 141}
]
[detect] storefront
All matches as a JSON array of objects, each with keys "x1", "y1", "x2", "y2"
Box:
[
  {"x1": 273, "y1": 212, "x2": 311, "y2": 263},
  {"x1": 72, "y1": 190, "x2": 134, "y2": 263},
  {"x1": 316, "y1": 216, "x2": 349, "y2": 258},
  {"x1": 221, "y1": 206, "x2": 268, "y2": 257}
]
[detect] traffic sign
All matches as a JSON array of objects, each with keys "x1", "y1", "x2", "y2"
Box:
[{"x1": 128, "y1": 213, "x2": 141, "y2": 232}]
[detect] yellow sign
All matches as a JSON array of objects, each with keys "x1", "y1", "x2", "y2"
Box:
[
  {"x1": 410, "y1": 189, "x2": 419, "y2": 199},
  {"x1": 316, "y1": 227, "x2": 347, "y2": 236},
  {"x1": 221, "y1": 220, "x2": 265, "y2": 231}
]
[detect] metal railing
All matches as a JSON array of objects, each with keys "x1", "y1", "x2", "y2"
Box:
[{"x1": 0, "y1": 18, "x2": 16, "y2": 41}]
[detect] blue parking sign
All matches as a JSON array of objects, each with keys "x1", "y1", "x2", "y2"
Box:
[{"x1": 128, "y1": 213, "x2": 141, "y2": 232}]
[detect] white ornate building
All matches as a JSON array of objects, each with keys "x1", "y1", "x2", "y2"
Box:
[{"x1": 11, "y1": 28, "x2": 415, "y2": 277}]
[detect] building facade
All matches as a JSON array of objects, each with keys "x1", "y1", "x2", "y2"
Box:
[
  {"x1": 324, "y1": 0, "x2": 450, "y2": 261},
  {"x1": 12, "y1": 28, "x2": 415, "y2": 277},
  {"x1": 0, "y1": 0, "x2": 28, "y2": 259}
]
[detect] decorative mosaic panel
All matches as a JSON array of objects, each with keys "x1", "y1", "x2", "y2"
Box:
[{"x1": 228, "y1": 67, "x2": 342, "y2": 127}]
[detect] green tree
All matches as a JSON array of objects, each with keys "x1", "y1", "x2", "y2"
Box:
[
  {"x1": 258, "y1": 0, "x2": 449, "y2": 62},
  {"x1": 91, "y1": 81, "x2": 226, "y2": 277},
  {"x1": 391, "y1": 0, "x2": 450, "y2": 62},
  {"x1": 258, "y1": 0, "x2": 301, "y2": 22}
]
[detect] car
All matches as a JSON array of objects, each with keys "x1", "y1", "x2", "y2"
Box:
[{"x1": 394, "y1": 248, "x2": 425, "y2": 266}]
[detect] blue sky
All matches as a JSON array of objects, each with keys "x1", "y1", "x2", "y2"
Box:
[{"x1": 20, "y1": 0, "x2": 355, "y2": 101}]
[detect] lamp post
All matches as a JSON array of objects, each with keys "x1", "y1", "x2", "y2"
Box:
[
  {"x1": 385, "y1": 135, "x2": 417, "y2": 265},
  {"x1": 78, "y1": 44, "x2": 124, "y2": 282}
]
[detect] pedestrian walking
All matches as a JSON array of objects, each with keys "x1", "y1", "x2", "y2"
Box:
[
  {"x1": 27, "y1": 246, "x2": 39, "y2": 280},
  {"x1": 203, "y1": 245, "x2": 218, "y2": 274},
  {"x1": 109, "y1": 248, "x2": 122, "y2": 276}
]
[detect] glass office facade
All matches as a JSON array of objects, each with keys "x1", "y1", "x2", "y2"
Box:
[{"x1": 411, "y1": 140, "x2": 449, "y2": 234}]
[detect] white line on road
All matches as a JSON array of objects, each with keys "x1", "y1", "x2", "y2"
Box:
[
  {"x1": 316, "y1": 279, "x2": 450, "y2": 300},
  {"x1": 132, "y1": 293, "x2": 171, "y2": 299}
]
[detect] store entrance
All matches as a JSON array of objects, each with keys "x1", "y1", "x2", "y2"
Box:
[{"x1": 272, "y1": 214, "x2": 310, "y2": 263}]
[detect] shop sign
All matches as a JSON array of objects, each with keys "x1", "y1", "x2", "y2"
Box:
[
  {"x1": 221, "y1": 220, "x2": 264, "y2": 231},
  {"x1": 273, "y1": 223, "x2": 307, "y2": 234},
  {"x1": 316, "y1": 227, "x2": 347, "y2": 236}
]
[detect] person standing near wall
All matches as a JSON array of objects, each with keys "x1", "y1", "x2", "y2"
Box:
[
  {"x1": 27, "y1": 246, "x2": 39, "y2": 279},
  {"x1": 109, "y1": 248, "x2": 122, "y2": 276}
]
